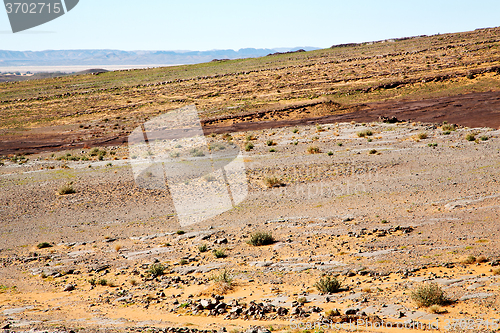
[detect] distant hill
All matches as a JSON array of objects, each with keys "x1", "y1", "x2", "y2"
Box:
[{"x1": 0, "y1": 47, "x2": 319, "y2": 68}]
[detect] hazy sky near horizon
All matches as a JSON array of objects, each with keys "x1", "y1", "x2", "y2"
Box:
[{"x1": 1, "y1": 0, "x2": 499, "y2": 51}]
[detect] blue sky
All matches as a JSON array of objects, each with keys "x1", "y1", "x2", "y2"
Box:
[{"x1": 1, "y1": 0, "x2": 499, "y2": 51}]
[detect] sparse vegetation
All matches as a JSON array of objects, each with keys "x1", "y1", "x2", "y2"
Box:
[
  {"x1": 147, "y1": 263, "x2": 166, "y2": 278},
  {"x1": 465, "y1": 133, "x2": 476, "y2": 141},
  {"x1": 327, "y1": 151, "x2": 333, "y2": 156},
  {"x1": 368, "y1": 149, "x2": 378, "y2": 154},
  {"x1": 462, "y1": 255, "x2": 476, "y2": 264},
  {"x1": 57, "y1": 182, "x2": 75, "y2": 195},
  {"x1": 314, "y1": 275, "x2": 342, "y2": 294},
  {"x1": 248, "y1": 232, "x2": 275, "y2": 246},
  {"x1": 307, "y1": 146, "x2": 320, "y2": 154},
  {"x1": 357, "y1": 130, "x2": 373, "y2": 137},
  {"x1": 266, "y1": 140, "x2": 274, "y2": 146},
  {"x1": 442, "y1": 123, "x2": 456, "y2": 132},
  {"x1": 37, "y1": 242, "x2": 52, "y2": 249},
  {"x1": 176, "y1": 230, "x2": 185, "y2": 235},
  {"x1": 198, "y1": 244, "x2": 208, "y2": 253},
  {"x1": 190, "y1": 148, "x2": 205, "y2": 157},
  {"x1": 213, "y1": 249, "x2": 226, "y2": 258},
  {"x1": 263, "y1": 176, "x2": 284, "y2": 188},
  {"x1": 411, "y1": 283, "x2": 448, "y2": 307},
  {"x1": 245, "y1": 142, "x2": 254, "y2": 151},
  {"x1": 417, "y1": 132, "x2": 428, "y2": 139},
  {"x1": 292, "y1": 128, "x2": 299, "y2": 133}
]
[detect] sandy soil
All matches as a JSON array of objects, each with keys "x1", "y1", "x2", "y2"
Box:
[{"x1": 0, "y1": 119, "x2": 499, "y2": 332}]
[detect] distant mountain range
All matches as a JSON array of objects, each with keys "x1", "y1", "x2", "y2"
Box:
[{"x1": 0, "y1": 47, "x2": 319, "y2": 67}]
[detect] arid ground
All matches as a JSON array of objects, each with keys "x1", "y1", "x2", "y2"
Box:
[{"x1": 0, "y1": 28, "x2": 500, "y2": 333}]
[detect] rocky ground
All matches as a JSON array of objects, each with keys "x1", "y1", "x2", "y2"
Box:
[{"x1": 0, "y1": 119, "x2": 499, "y2": 332}]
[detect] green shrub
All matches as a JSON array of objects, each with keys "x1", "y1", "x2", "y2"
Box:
[
  {"x1": 247, "y1": 232, "x2": 274, "y2": 246},
  {"x1": 292, "y1": 128, "x2": 299, "y2": 133},
  {"x1": 410, "y1": 283, "x2": 448, "y2": 307},
  {"x1": 37, "y1": 242, "x2": 52, "y2": 249},
  {"x1": 357, "y1": 130, "x2": 373, "y2": 137},
  {"x1": 368, "y1": 149, "x2": 378, "y2": 155},
  {"x1": 314, "y1": 276, "x2": 341, "y2": 294},
  {"x1": 213, "y1": 249, "x2": 226, "y2": 258},
  {"x1": 147, "y1": 263, "x2": 166, "y2": 277},
  {"x1": 266, "y1": 140, "x2": 274, "y2": 146},
  {"x1": 245, "y1": 142, "x2": 254, "y2": 151},
  {"x1": 190, "y1": 148, "x2": 205, "y2": 157},
  {"x1": 198, "y1": 244, "x2": 208, "y2": 253},
  {"x1": 269, "y1": 148, "x2": 276, "y2": 152},
  {"x1": 98, "y1": 279, "x2": 108, "y2": 286},
  {"x1": 480, "y1": 136, "x2": 489, "y2": 141},
  {"x1": 327, "y1": 151, "x2": 333, "y2": 156},
  {"x1": 465, "y1": 133, "x2": 476, "y2": 141}
]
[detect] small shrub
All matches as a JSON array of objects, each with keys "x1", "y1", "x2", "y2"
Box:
[
  {"x1": 428, "y1": 143, "x2": 438, "y2": 148},
  {"x1": 337, "y1": 142, "x2": 343, "y2": 146},
  {"x1": 129, "y1": 279, "x2": 138, "y2": 286},
  {"x1": 266, "y1": 140, "x2": 274, "y2": 146},
  {"x1": 212, "y1": 269, "x2": 233, "y2": 284},
  {"x1": 462, "y1": 255, "x2": 476, "y2": 264},
  {"x1": 114, "y1": 243, "x2": 122, "y2": 252},
  {"x1": 429, "y1": 305, "x2": 447, "y2": 314},
  {"x1": 314, "y1": 276, "x2": 342, "y2": 294},
  {"x1": 417, "y1": 132, "x2": 428, "y2": 140},
  {"x1": 442, "y1": 131, "x2": 451, "y2": 135},
  {"x1": 480, "y1": 136, "x2": 489, "y2": 141},
  {"x1": 475, "y1": 255, "x2": 488, "y2": 263},
  {"x1": 248, "y1": 232, "x2": 274, "y2": 246},
  {"x1": 297, "y1": 296, "x2": 307, "y2": 304},
  {"x1": 293, "y1": 141, "x2": 299, "y2": 145},
  {"x1": 98, "y1": 279, "x2": 108, "y2": 286},
  {"x1": 368, "y1": 149, "x2": 378, "y2": 155},
  {"x1": 88, "y1": 278, "x2": 97, "y2": 286},
  {"x1": 58, "y1": 182, "x2": 75, "y2": 195},
  {"x1": 198, "y1": 244, "x2": 208, "y2": 253},
  {"x1": 190, "y1": 148, "x2": 205, "y2": 157},
  {"x1": 179, "y1": 259, "x2": 188, "y2": 265},
  {"x1": 269, "y1": 148, "x2": 276, "y2": 152},
  {"x1": 170, "y1": 152, "x2": 180, "y2": 158},
  {"x1": 245, "y1": 142, "x2": 254, "y2": 151},
  {"x1": 361, "y1": 286, "x2": 372, "y2": 293},
  {"x1": 147, "y1": 263, "x2": 166, "y2": 278},
  {"x1": 307, "y1": 146, "x2": 321, "y2": 154},
  {"x1": 264, "y1": 177, "x2": 284, "y2": 188},
  {"x1": 213, "y1": 249, "x2": 226, "y2": 258},
  {"x1": 465, "y1": 133, "x2": 476, "y2": 141},
  {"x1": 37, "y1": 242, "x2": 52, "y2": 249},
  {"x1": 441, "y1": 124, "x2": 456, "y2": 132},
  {"x1": 466, "y1": 73, "x2": 475, "y2": 80},
  {"x1": 176, "y1": 230, "x2": 185, "y2": 235},
  {"x1": 410, "y1": 283, "x2": 448, "y2": 307},
  {"x1": 210, "y1": 269, "x2": 233, "y2": 294},
  {"x1": 327, "y1": 151, "x2": 333, "y2": 156},
  {"x1": 380, "y1": 219, "x2": 388, "y2": 224},
  {"x1": 292, "y1": 128, "x2": 299, "y2": 133},
  {"x1": 357, "y1": 130, "x2": 373, "y2": 137}
]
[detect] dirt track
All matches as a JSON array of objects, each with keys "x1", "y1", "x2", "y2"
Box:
[{"x1": 1, "y1": 91, "x2": 499, "y2": 155}]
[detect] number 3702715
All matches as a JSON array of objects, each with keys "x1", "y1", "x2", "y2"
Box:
[{"x1": 5, "y1": 3, "x2": 62, "y2": 14}]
